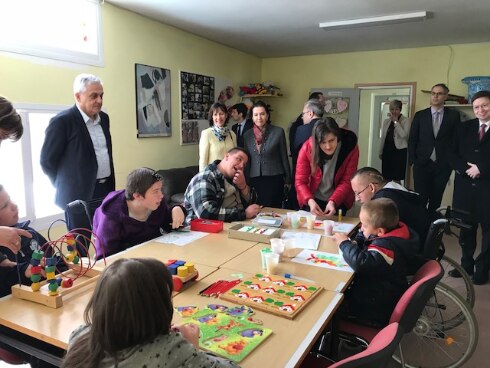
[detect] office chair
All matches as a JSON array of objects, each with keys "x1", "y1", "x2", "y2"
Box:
[{"x1": 65, "y1": 197, "x2": 104, "y2": 257}]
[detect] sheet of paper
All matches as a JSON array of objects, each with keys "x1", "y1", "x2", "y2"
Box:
[
  {"x1": 291, "y1": 249, "x2": 353, "y2": 273},
  {"x1": 154, "y1": 230, "x2": 209, "y2": 246},
  {"x1": 281, "y1": 231, "x2": 321, "y2": 250}
]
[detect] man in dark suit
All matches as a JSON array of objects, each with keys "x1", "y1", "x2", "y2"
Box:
[
  {"x1": 40, "y1": 74, "x2": 115, "y2": 210},
  {"x1": 448, "y1": 90, "x2": 490, "y2": 284},
  {"x1": 230, "y1": 103, "x2": 252, "y2": 147},
  {"x1": 408, "y1": 83, "x2": 460, "y2": 219}
]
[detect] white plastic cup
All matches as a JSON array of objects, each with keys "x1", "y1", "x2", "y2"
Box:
[
  {"x1": 260, "y1": 248, "x2": 272, "y2": 270},
  {"x1": 282, "y1": 238, "x2": 296, "y2": 258},
  {"x1": 290, "y1": 213, "x2": 300, "y2": 229},
  {"x1": 306, "y1": 214, "x2": 316, "y2": 230},
  {"x1": 270, "y1": 238, "x2": 285, "y2": 255},
  {"x1": 324, "y1": 220, "x2": 334, "y2": 236},
  {"x1": 286, "y1": 212, "x2": 295, "y2": 227},
  {"x1": 265, "y1": 253, "x2": 280, "y2": 274}
]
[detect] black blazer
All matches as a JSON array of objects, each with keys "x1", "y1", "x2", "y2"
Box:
[
  {"x1": 408, "y1": 107, "x2": 460, "y2": 168},
  {"x1": 40, "y1": 105, "x2": 115, "y2": 209},
  {"x1": 448, "y1": 118, "x2": 490, "y2": 222},
  {"x1": 232, "y1": 119, "x2": 253, "y2": 148}
]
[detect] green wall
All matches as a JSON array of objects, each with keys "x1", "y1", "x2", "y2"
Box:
[{"x1": 0, "y1": 3, "x2": 261, "y2": 189}]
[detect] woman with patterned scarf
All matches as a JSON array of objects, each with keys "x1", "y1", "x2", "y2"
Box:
[
  {"x1": 243, "y1": 100, "x2": 291, "y2": 207},
  {"x1": 198, "y1": 102, "x2": 236, "y2": 171}
]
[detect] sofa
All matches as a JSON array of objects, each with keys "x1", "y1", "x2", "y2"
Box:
[{"x1": 157, "y1": 165, "x2": 199, "y2": 206}]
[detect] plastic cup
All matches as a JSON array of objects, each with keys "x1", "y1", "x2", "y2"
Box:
[
  {"x1": 282, "y1": 238, "x2": 296, "y2": 258},
  {"x1": 324, "y1": 220, "x2": 334, "y2": 236},
  {"x1": 265, "y1": 253, "x2": 280, "y2": 275},
  {"x1": 260, "y1": 247, "x2": 272, "y2": 270},
  {"x1": 286, "y1": 212, "x2": 295, "y2": 227},
  {"x1": 270, "y1": 238, "x2": 285, "y2": 255},
  {"x1": 290, "y1": 213, "x2": 300, "y2": 229},
  {"x1": 306, "y1": 214, "x2": 316, "y2": 230}
]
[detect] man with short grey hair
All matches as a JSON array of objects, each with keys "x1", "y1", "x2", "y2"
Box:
[
  {"x1": 292, "y1": 99, "x2": 325, "y2": 165},
  {"x1": 41, "y1": 73, "x2": 115, "y2": 210}
]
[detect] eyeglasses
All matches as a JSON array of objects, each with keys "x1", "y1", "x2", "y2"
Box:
[
  {"x1": 143, "y1": 167, "x2": 163, "y2": 181},
  {"x1": 301, "y1": 111, "x2": 311, "y2": 116},
  {"x1": 431, "y1": 92, "x2": 447, "y2": 96},
  {"x1": 353, "y1": 184, "x2": 370, "y2": 197}
]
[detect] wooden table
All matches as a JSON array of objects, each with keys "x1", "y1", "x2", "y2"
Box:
[
  {"x1": 173, "y1": 268, "x2": 344, "y2": 368},
  {"x1": 109, "y1": 230, "x2": 257, "y2": 268}
]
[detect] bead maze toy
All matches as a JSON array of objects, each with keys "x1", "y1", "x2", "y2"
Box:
[
  {"x1": 165, "y1": 259, "x2": 199, "y2": 292},
  {"x1": 11, "y1": 229, "x2": 103, "y2": 308}
]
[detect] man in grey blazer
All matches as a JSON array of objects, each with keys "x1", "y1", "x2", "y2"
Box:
[
  {"x1": 408, "y1": 83, "x2": 460, "y2": 219},
  {"x1": 40, "y1": 74, "x2": 115, "y2": 210}
]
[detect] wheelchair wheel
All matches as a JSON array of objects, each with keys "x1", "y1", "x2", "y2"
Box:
[
  {"x1": 438, "y1": 255, "x2": 475, "y2": 308},
  {"x1": 393, "y1": 284, "x2": 478, "y2": 368}
]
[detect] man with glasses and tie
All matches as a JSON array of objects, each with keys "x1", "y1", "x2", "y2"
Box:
[
  {"x1": 408, "y1": 83, "x2": 460, "y2": 220},
  {"x1": 448, "y1": 90, "x2": 490, "y2": 284}
]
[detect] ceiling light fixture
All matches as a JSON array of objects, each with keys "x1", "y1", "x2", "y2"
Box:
[{"x1": 319, "y1": 11, "x2": 427, "y2": 30}]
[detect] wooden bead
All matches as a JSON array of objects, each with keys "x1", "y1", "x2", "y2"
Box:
[
  {"x1": 30, "y1": 282, "x2": 41, "y2": 291},
  {"x1": 30, "y1": 274, "x2": 42, "y2": 283},
  {"x1": 48, "y1": 291, "x2": 58, "y2": 296},
  {"x1": 61, "y1": 279, "x2": 73, "y2": 288},
  {"x1": 177, "y1": 266, "x2": 188, "y2": 277},
  {"x1": 46, "y1": 272, "x2": 56, "y2": 280},
  {"x1": 32, "y1": 250, "x2": 44, "y2": 260},
  {"x1": 65, "y1": 253, "x2": 75, "y2": 262},
  {"x1": 31, "y1": 266, "x2": 42, "y2": 274},
  {"x1": 30, "y1": 258, "x2": 41, "y2": 266},
  {"x1": 48, "y1": 282, "x2": 58, "y2": 292},
  {"x1": 45, "y1": 265, "x2": 55, "y2": 273},
  {"x1": 175, "y1": 260, "x2": 186, "y2": 266},
  {"x1": 72, "y1": 256, "x2": 80, "y2": 264},
  {"x1": 45, "y1": 258, "x2": 57, "y2": 266}
]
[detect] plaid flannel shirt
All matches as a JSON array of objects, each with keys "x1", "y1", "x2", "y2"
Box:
[{"x1": 184, "y1": 161, "x2": 247, "y2": 223}]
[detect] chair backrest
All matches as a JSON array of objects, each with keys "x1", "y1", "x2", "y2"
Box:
[
  {"x1": 65, "y1": 198, "x2": 104, "y2": 256},
  {"x1": 422, "y1": 218, "x2": 448, "y2": 260},
  {"x1": 65, "y1": 198, "x2": 103, "y2": 231},
  {"x1": 330, "y1": 322, "x2": 404, "y2": 368},
  {"x1": 389, "y1": 260, "x2": 443, "y2": 331}
]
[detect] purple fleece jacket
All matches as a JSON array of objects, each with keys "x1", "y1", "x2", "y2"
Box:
[{"x1": 92, "y1": 190, "x2": 184, "y2": 259}]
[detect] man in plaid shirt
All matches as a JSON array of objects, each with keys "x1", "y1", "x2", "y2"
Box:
[{"x1": 184, "y1": 147, "x2": 262, "y2": 223}]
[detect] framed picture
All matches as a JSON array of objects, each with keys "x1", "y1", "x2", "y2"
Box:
[
  {"x1": 135, "y1": 63, "x2": 171, "y2": 137},
  {"x1": 180, "y1": 71, "x2": 215, "y2": 145}
]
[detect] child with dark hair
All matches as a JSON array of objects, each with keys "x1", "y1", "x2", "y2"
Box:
[
  {"x1": 62, "y1": 258, "x2": 238, "y2": 368},
  {"x1": 333, "y1": 198, "x2": 419, "y2": 327},
  {"x1": 93, "y1": 168, "x2": 185, "y2": 259}
]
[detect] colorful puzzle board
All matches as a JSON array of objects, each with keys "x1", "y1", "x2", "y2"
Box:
[
  {"x1": 175, "y1": 305, "x2": 272, "y2": 362},
  {"x1": 220, "y1": 273, "x2": 322, "y2": 319},
  {"x1": 292, "y1": 250, "x2": 354, "y2": 273}
]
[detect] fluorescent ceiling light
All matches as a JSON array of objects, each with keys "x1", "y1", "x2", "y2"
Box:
[{"x1": 319, "y1": 11, "x2": 427, "y2": 30}]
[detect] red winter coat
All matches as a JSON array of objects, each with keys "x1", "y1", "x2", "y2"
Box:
[{"x1": 295, "y1": 129, "x2": 359, "y2": 209}]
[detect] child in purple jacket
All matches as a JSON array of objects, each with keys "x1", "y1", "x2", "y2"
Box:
[{"x1": 93, "y1": 168, "x2": 186, "y2": 259}]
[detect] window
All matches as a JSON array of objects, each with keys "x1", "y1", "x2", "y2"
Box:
[
  {"x1": 0, "y1": 104, "x2": 68, "y2": 229},
  {"x1": 0, "y1": 0, "x2": 103, "y2": 66}
]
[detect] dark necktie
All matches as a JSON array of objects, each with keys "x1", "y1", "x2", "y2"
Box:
[{"x1": 479, "y1": 123, "x2": 487, "y2": 141}]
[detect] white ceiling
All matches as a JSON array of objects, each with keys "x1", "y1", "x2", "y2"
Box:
[{"x1": 107, "y1": 0, "x2": 490, "y2": 58}]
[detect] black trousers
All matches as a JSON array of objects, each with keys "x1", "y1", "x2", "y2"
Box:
[
  {"x1": 460, "y1": 221, "x2": 490, "y2": 275},
  {"x1": 413, "y1": 161, "x2": 451, "y2": 220},
  {"x1": 250, "y1": 175, "x2": 284, "y2": 208}
]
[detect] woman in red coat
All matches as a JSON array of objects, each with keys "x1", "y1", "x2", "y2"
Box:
[{"x1": 295, "y1": 118, "x2": 359, "y2": 216}]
